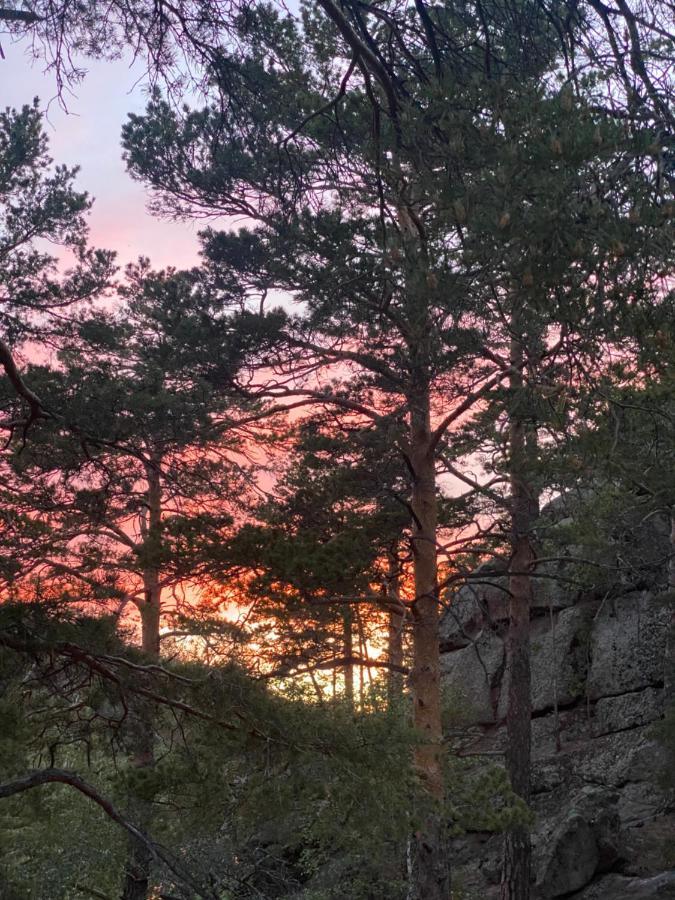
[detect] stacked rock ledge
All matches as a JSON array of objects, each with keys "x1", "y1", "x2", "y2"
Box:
[{"x1": 441, "y1": 564, "x2": 674, "y2": 899}]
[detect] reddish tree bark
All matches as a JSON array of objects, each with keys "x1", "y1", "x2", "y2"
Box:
[
  {"x1": 406, "y1": 379, "x2": 450, "y2": 900},
  {"x1": 387, "y1": 548, "x2": 405, "y2": 706}
]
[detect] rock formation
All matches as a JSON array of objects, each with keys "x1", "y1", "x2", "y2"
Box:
[{"x1": 440, "y1": 546, "x2": 674, "y2": 898}]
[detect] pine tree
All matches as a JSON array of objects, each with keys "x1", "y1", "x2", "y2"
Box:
[
  {"x1": 221, "y1": 414, "x2": 410, "y2": 704},
  {"x1": 428, "y1": 76, "x2": 674, "y2": 896},
  {"x1": 1, "y1": 259, "x2": 289, "y2": 898},
  {"x1": 121, "y1": 13, "x2": 498, "y2": 885},
  {"x1": 0, "y1": 100, "x2": 114, "y2": 433}
]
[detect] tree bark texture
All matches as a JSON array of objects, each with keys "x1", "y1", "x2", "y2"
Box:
[
  {"x1": 666, "y1": 507, "x2": 675, "y2": 702},
  {"x1": 501, "y1": 336, "x2": 537, "y2": 900},
  {"x1": 387, "y1": 549, "x2": 405, "y2": 706},
  {"x1": 123, "y1": 459, "x2": 162, "y2": 900},
  {"x1": 343, "y1": 607, "x2": 354, "y2": 707},
  {"x1": 406, "y1": 380, "x2": 450, "y2": 900}
]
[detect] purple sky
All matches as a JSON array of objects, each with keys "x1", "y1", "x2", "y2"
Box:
[{"x1": 5, "y1": 39, "x2": 203, "y2": 270}]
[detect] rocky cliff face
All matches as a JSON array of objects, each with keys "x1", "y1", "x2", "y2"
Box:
[{"x1": 440, "y1": 561, "x2": 674, "y2": 899}]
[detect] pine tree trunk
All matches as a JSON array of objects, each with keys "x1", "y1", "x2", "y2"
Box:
[
  {"x1": 666, "y1": 507, "x2": 675, "y2": 701},
  {"x1": 356, "y1": 607, "x2": 367, "y2": 706},
  {"x1": 669, "y1": 507, "x2": 675, "y2": 591},
  {"x1": 343, "y1": 607, "x2": 354, "y2": 707},
  {"x1": 406, "y1": 381, "x2": 450, "y2": 900},
  {"x1": 123, "y1": 700, "x2": 155, "y2": 900},
  {"x1": 387, "y1": 549, "x2": 405, "y2": 706},
  {"x1": 501, "y1": 337, "x2": 537, "y2": 900},
  {"x1": 123, "y1": 459, "x2": 162, "y2": 900}
]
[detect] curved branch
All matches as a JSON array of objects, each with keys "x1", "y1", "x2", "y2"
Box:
[
  {"x1": 0, "y1": 769, "x2": 213, "y2": 898},
  {"x1": 0, "y1": 337, "x2": 50, "y2": 423},
  {"x1": 315, "y1": 0, "x2": 399, "y2": 117}
]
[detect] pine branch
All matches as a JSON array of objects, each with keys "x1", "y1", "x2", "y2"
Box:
[{"x1": 0, "y1": 769, "x2": 214, "y2": 898}]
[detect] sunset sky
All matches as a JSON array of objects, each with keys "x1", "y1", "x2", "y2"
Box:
[{"x1": 4, "y1": 37, "x2": 203, "y2": 270}]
